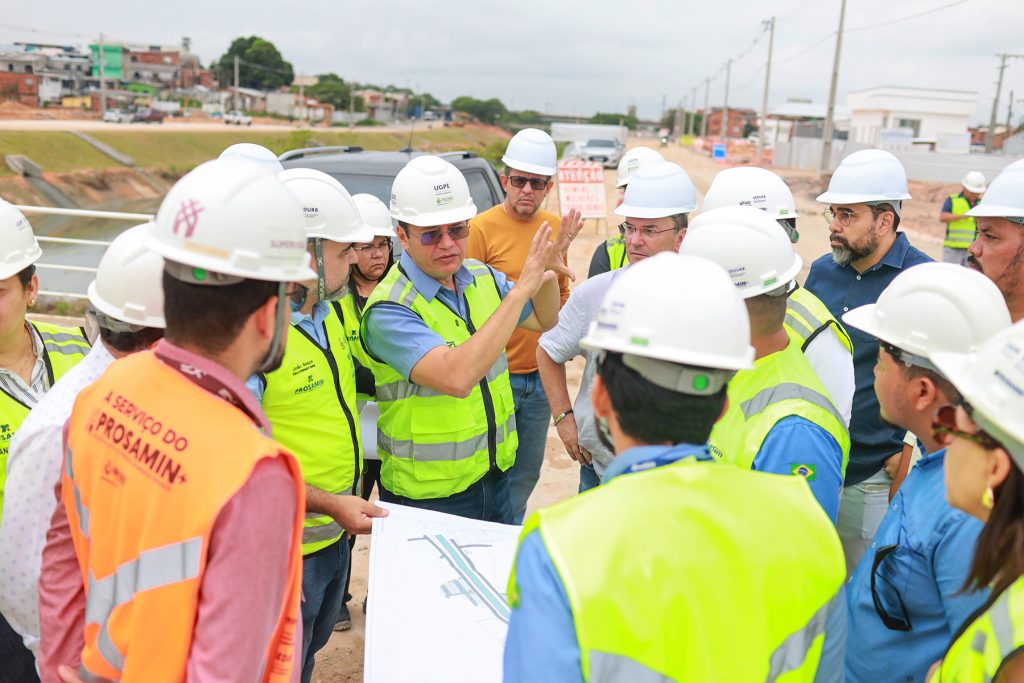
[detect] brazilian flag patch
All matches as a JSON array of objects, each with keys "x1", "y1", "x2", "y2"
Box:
[{"x1": 791, "y1": 463, "x2": 817, "y2": 481}]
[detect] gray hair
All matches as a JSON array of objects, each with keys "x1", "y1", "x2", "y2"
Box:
[{"x1": 670, "y1": 212, "x2": 689, "y2": 232}]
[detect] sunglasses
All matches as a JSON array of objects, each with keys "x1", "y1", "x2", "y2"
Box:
[
  {"x1": 871, "y1": 544, "x2": 912, "y2": 632},
  {"x1": 507, "y1": 175, "x2": 549, "y2": 191},
  {"x1": 403, "y1": 223, "x2": 470, "y2": 246},
  {"x1": 931, "y1": 404, "x2": 1003, "y2": 450}
]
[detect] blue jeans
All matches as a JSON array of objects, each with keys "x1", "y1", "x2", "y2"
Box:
[
  {"x1": 300, "y1": 538, "x2": 351, "y2": 683},
  {"x1": 507, "y1": 371, "x2": 552, "y2": 523},
  {"x1": 380, "y1": 466, "x2": 513, "y2": 523},
  {"x1": 579, "y1": 462, "x2": 601, "y2": 493}
]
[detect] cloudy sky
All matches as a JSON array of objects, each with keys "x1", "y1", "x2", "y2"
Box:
[{"x1": 5, "y1": 0, "x2": 1024, "y2": 124}]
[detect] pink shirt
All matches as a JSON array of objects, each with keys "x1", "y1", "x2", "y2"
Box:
[{"x1": 37, "y1": 341, "x2": 301, "y2": 683}]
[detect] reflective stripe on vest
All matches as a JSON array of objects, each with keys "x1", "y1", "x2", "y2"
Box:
[
  {"x1": 604, "y1": 236, "x2": 627, "y2": 271},
  {"x1": 361, "y1": 259, "x2": 518, "y2": 499},
  {"x1": 260, "y1": 312, "x2": 362, "y2": 555},
  {"x1": 944, "y1": 194, "x2": 977, "y2": 249},
  {"x1": 0, "y1": 321, "x2": 89, "y2": 526},
  {"x1": 63, "y1": 351, "x2": 304, "y2": 682},
  {"x1": 708, "y1": 340, "x2": 850, "y2": 475},
  {"x1": 515, "y1": 456, "x2": 846, "y2": 681},
  {"x1": 933, "y1": 576, "x2": 1024, "y2": 682},
  {"x1": 785, "y1": 288, "x2": 853, "y2": 354}
]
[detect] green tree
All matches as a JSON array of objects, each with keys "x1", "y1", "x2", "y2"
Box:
[
  {"x1": 451, "y1": 96, "x2": 508, "y2": 125},
  {"x1": 407, "y1": 92, "x2": 441, "y2": 117},
  {"x1": 305, "y1": 73, "x2": 363, "y2": 111},
  {"x1": 589, "y1": 112, "x2": 639, "y2": 130},
  {"x1": 214, "y1": 36, "x2": 293, "y2": 91}
]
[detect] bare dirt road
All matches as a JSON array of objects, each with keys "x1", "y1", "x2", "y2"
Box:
[{"x1": 310, "y1": 139, "x2": 947, "y2": 681}]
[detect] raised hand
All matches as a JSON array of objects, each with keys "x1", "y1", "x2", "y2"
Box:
[
  {"x1": 517, "y1": 222, "x2": 556, "y2": 299},
  {"x1": 545, "y1": 208, "x2": 583, "y2": 282}
]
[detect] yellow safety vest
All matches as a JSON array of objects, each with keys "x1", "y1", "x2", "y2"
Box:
[
  {"x1": 931, "y1": 575, "x2": 1024, "y2": 682},
  {"x1": 709, "y1": 339, "x2": 850, "y2": 476},
  {"x1": 944, "y1": 194, "x2": 977, "y2": 249},
  {"x1": 360, "y1": 260, "x2": 517, "y2": 499},
  {"x1": 511, "y1": 455, "x2": 845, "y2": 681},
  {"x1": 259, "y1": 309, "x2": 362, "y2": 554},
  {"x1": 604, "y1": 236, "x2": 627, "y2": 272},
  {"x1": 785, "y1": 286, "x2": 853, "y2": 354},
  {"x1": 0, "y1": 321, "x2": 90, "y2": 522},
  {"x1": 334, "y1": 293, "x2": 374, "y2": 402}
]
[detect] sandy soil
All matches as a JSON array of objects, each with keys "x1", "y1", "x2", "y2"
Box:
[{"x1": 311, "y1": 139, "x2": 948, "y2": 681}]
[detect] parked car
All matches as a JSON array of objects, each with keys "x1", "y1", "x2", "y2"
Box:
[
  {"x1": 102, "y1": 109, "x2": 132, "y2": 124},
  {"x1": 224, "y1": 110, "x2": 253, "y2": 126},
  {"x1": 279, "y1": 147, "x2": 505, "y2": 258},
  {"x1": 132, "y1": 108, "x2": 164, "y2": 124},
  {"x1": 580, "y1": 138, "x2": 623, "y2": 168}
]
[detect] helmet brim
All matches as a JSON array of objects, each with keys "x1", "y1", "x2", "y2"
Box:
[
  {"x1": 501, "y1": 157, "x2": 556, "y2": 177},
  {"x1": 614, "y1": 202, "x2": 696, "y2": 218},
  {"x1": 816, "y1": 190, "x2": 912, "y2": 204}
]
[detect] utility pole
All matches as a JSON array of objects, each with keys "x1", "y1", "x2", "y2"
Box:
[
  {"x1": 758, "y1": 16, "x2": 776, "y2": 160},
  {"x1": 820, "y1": 0, "x2": 848, "y2": 171},
  {"x1": 661, "y1": 93, "x2": 667, "y2": 120},
  {"x1": 1007, "y1": 90, "x2": 1015, "y2": 144},
  {"x1": 701, "y1": 77, "x2": 710, "y2": 139},
  {"x1": 721, "y1": 59, "x2": 732, "y2": 144},
  {"x1": 987, "y1": 55, "x2": 1024, "y2": 152},
  {"x1": 686, "y1": 88, "x2": 696, "y2": 136},
  {"x1": 674, "y1": 103, "x2": 684, "y2": 138},
  {"x1": 233, "y1": 54, "x2": 240, "y2": 112},
  {"x1": 298, "y1": 71, "x2": 305, "y2": 124},
  {"x1": 97, "y1": 32, "x2": 106, "y2": 115}
]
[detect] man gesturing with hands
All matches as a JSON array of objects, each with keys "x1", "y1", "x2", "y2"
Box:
[{"x1": 360, "y1": 155, "x2": 578, "y2": 523}]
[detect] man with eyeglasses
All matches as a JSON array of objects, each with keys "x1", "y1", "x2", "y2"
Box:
[
  {"x1": 537, "y1": 161, "x2": 696, "y2": 490},
  {"x1": 839, "y1": 262, "x2": 1009, "y2": 683},
  {"x1": 359, "y1": 155, "x2": 568, "y2": 523},
  {"x1": 468, "y1": 128, "x2": 582, "y2": 523},
  {"x1": 804, "y1": 149, "x2": 932, "y2": 572}
]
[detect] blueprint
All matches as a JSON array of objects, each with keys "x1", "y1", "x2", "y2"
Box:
[{"x1": 364, "y1": 503, "x2": 522, "y2": 683}]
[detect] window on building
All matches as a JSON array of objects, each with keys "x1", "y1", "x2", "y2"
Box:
[
  {"x1": 895, "y1": 118, "x2": 921, "y2": 137},
  {"x1": 7, "y1": 65, "x2": 12, "y2": 72},
  {"x1": 25, "y1": 65, "x2": 33, "y2": 74}
]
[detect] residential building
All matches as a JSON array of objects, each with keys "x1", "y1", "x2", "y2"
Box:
[
  {"x1": 847, "y1": 85, "x2": 977, "y2": 148},
  {"x1": 703, "y1": 107, "x2": 757, "y2": 140}
]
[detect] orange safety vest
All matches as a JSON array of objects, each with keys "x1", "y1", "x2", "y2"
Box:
[{"x1": 62, "y1": 351, "x2": 304, "y2": 682}]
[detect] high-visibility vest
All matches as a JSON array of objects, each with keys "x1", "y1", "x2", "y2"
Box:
[
  {"x1": 931, "y1": 576, "x2": 1024, "y2": 682},
  {"x1": 335, "y1": 293, "x2": 374, "y2": 401},
  {"x1": 709, "y1": 339, "x2": 851, "y2": 476},
  {"x1": 360, "y1": 260, "x2": 517, "y2": 499},
  {"x1": 0, "y1": 321, "x2": 89, "y2": 523},
  {"x1": 943, "y1": 194, "x2": 977, "y2": 249},
  {"x1": 63, "y1": 351, "x2": 304, "y2": 682},
  {"x1": 785, "y1": 286, "x2": 853, "y2": 354},
  {"x1": 511, "y1": 455, "x2": 845, "y2": 681},
  {"x1": 603, "y1": 236, "x2": 627, "y2": 272},
  {"x1": 259, "y1": 308, "x2": 362, "y2": 555}
]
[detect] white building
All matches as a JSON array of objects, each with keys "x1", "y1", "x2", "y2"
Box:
[{"x1": 847, "y1": 86, "x2": 976, "y2": 150}]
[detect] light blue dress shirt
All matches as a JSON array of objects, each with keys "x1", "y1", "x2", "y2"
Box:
[{"x1": 246, "y1": 300, "x2": 331, "y2": 401}]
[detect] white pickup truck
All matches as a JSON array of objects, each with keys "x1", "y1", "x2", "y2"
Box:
[{"x1": 223, "y1": 110, "x2": 253, "y2": 126}]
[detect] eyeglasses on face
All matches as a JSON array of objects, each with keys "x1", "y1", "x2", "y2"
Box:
[
  {"x1": 352, "y1": 238, "x2": 393, "y2": 254},
  {"x1": 403, "y1": 223, "x2": 470, "y2": 246},
  {"x1": 506, "y1": 175, "x2": 550, "y2": 191},
  {"x1": 823, "y1": 207, "x2": 865, "y2": 227},
  {"x1": 931, "y1": 404, "x2": 1003, "y2": 450},
  {"x1": 618, "y1": 222, "x2": 676, "y2": 240}
]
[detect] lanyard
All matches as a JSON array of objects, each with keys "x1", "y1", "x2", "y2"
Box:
[{"x1": 153, "y1": 345, "x2": 268, "y2": 432}]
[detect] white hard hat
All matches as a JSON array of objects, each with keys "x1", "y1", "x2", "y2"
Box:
[
  {"x1": 703, "y1": 167, "x2": 799, "y2": 220},
  {"x1": 352, "y1": 194, "x2": 396, "y2": 238},
  {"x1": 581, "y1": 251, "x2": 754, "y2": 394},
  {"x1": 278, "y1": 168, "x2": 375, "y2": 243},
  {"x1": 616, "y1": 147, "x2": 665, "y2": 188},
  {"x1": 680, "y1": 206, "x2": 803, "y2": 299},
  {"x1": 615, "y1": 162, "x2": 697, "y2": 218},
  {"x1": 148, "y1": 158, "x2": 316, "y2": 283},
  {"x1": 389, "y1": 155, "x2": 478, "y2": 227},
  {"x1": 932, "y1": 321, "x2": 1024, "y2": 469},
  {"x1": 962, "y1": 171, "x2": 987, "y2": 194},
  {"x1": 842, "y1": 263, "x2": 1010, "y2": 371},
  {"x1": 219, "y1": 143, "x2": 284, "y2": 174},
  {"x1": 967, "y1": 160, "x2": 1024, "y2": 219},
  {"x1": 0, "y1": 200, "x2": 42, "y2": 281},
  {"x1": 816, "y1": 149, "x2": 912, "y2": 206},
  {"x1": 501, "y1": 128, "x2": 557, "y2": 176},
  {"x1": 88, "y1": 223, "x2": 166, "y2": 329}
]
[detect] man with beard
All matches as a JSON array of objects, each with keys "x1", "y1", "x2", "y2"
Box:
[
  {"x1": 965, "y1": 159, "x2": 1024, "y2": 322},
  {"x1": 248, "y1": 169, "x2": 387, "y2": 683},
  {"x1": 804, "y1": 148, "x2": 932, "y2": 573}
]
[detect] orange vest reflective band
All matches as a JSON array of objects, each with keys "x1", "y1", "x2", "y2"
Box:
[{"x1": 62, "y1": 351, "x2": 304, "y2": 682}]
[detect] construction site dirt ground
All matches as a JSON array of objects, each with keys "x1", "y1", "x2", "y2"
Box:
[{"x1": 314, "y1": 139, "x2": 950, "y2": 681}]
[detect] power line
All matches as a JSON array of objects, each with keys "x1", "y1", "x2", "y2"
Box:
[
  {"x1": 845, "y1": 0, "x2": 973, "y2": 33},
  {"x1": 778, "y1": 0, "x2": 825, "y2": 21},
  {"x1": 774, "y1": 31, "x2": 836, "y2": 65}
]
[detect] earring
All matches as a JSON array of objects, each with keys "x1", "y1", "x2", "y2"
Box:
[{"x1": 982, "y1": 486, "x2": 995, "y2": 511}]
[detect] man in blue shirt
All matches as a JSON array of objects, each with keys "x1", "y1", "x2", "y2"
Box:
[
  {"x1": 681, "y1": 206, "x2": 848, "y2": 521},
  {"x1": 840, "y1": 262, "x2": 1011, "y2": 682},
  {"x1": 505, "y1": 252, "x2": 846, "y2": 682},
  {"x1": 805, "y1": 149, "x2": 932, "y2": 572}
]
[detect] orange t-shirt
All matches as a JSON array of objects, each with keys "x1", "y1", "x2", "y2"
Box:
[{"x1": 468, "y1": 203, "x2": 570, "y2": 375}]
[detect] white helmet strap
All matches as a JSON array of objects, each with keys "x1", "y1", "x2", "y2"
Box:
[{"x1": 256, "y1": 281, "x2": 289, "y2": 374}]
